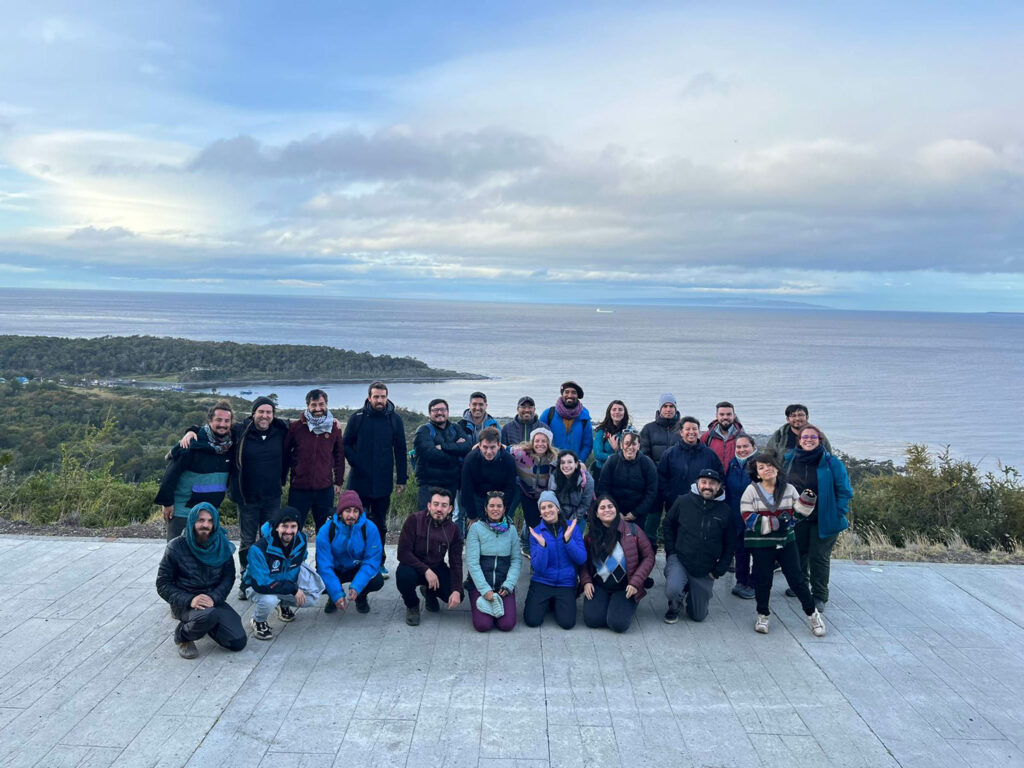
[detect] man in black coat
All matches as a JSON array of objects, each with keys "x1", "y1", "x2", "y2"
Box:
[
  {"x1": 155, "y1": 503, "x2": 246, "y2": 659},
  {"x1": 413, "y1": 398, "x2": 471, "y2": 509},
  {"x1": 661, "y1": 469, "x2": 736, "y2": 624},
  {"x1": 343, "y1": 381, "x2": 408, "y2": 576}
]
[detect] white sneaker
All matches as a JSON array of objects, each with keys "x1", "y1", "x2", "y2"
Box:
[
  {"x1": 809, "y1": 609, "x2": 826, "y2": 637},
  {"x1": 754, "y1": 614, "x2": 770, "y2": 634}
]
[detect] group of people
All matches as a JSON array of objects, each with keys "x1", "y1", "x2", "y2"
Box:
[{"x1": 156, "y1": 381, "x2": 853, "y2": 659}]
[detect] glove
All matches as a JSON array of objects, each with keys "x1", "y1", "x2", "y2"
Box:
[
  {"x1": 776, "y1": 511, "x2": 793, "y2": 532},
  {"x1": 795, "y1": 489, "x2": 817, "y2": 517}
]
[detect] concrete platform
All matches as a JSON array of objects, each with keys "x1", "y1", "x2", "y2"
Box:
[{"x1": 0, "y1": 535, "x2": 1022, "y2": 768}]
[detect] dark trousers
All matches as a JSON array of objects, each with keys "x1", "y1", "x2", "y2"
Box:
[
  {"x1": 523, "y1": 582, "x2": 577, "y2": 629},
  {"x1": 734, "y1": 529, "x2": 753, "y2": 588},
  {"x1": 237, "y1": 495, "x2": 282, "y2": 571},
  {"x1": 794, "y1": 520, "x2": 839, "y2": 602},
  {"x1": 396, "y1": 563, "x2": 455, "y2": 608},
  {"x1": 361, "y1": 494, "x2": 392, "y2": 567},
  {"x1": 644, "y1": 502, "x2": 668, "y2": 550},
  {"x1": 519, "y1": 494, "x2": 541, "y2": 548},
  {"x1": 751, "y1": 542, "x2": 816, "y2": 617},
  {"x1": 416, "y1": 484, "x2": 457, "y2": 512},
  {"x1": 288, "y1": 486, "x2": 335, "y2": 535},
  {"x1": 332, "y1": 566, "x2": 386, "y2": 600},
  {"x1": 167, "y1": 516, "x2": 187, "y2": 542},
  {"x1": 174, "y1": 605, "x2": 247, "y2": 651},
  {"x1": 583, "y1": 584, "x2": 637, "y2": 633}
]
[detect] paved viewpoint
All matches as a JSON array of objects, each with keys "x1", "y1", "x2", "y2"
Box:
[{"x1": 0, "y1": 536, "x2": 1022, "y2": 768}]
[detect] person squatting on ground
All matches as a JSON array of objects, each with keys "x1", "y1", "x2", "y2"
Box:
[
  {"x1": 396, "y1": 487, "x2": 463, "y2": 626},
  {"x1": 242, "y1": 508, "x2": 311, "y2": 640},
  {"x1": 782, "y1": 423, "x2": 853, "y2": 611},
  {"x1": 740, "y1": 452, "x2": 826, "y2": 637},
  {"x1": 725, "y1": 433, "x2": 757, "y2": 600},
  {"x1": 523, "y1": 491, "x2": 586, "y2": 629},
  {"x1": 316, "y1": 489, "x2": 385, "y2": 616},
  {"x1": 156, "y1": 401, "x2": 235, "y2": 541},
  {"x1": 343, "y1": 381, "x2": 407, "y2": 579},
  {"x1": 661, "y1": 469, "x2": 736, "y2": 624},
  {"x1": 284, "y1": 388, "x2": 346, "y2": 534},
  {"x1": 156, "y1": 502, "x2": 246, "y2": 659},
  {"x1": 465, "y1": 491, "x2": 522, "y2": 632},
  {"x1": 579, "y1": 495, "x2": 655, "y2": 633}
]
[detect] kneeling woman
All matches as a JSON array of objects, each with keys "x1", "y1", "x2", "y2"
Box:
[
  {"x1": 740, "y1": 453, "x2": 825, "y2": 637},
  {"x1": 465, "y1": 492, "x2": 522, "y2": 632},
  {"x1": 580, "y1": 495, "x2": 655, "y2": 633},
  {"x1": 523, "y1": 491, "x2": 586, "y2": 629}
]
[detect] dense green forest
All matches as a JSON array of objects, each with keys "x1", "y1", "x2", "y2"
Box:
[
  {"x1": 0, "y1": 334, "x2": 477, "y2": 383},
  {"x1": 1, "y1": 379, "x2": 1021, "y2": 552}
]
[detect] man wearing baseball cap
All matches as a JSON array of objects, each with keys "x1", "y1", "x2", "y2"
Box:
[
  {"x1": 242, "y1": 508, "x2": 310, "y2": 641},
  {"x1": 501, "y1": 396, "x2": 540, "y2": 447},
  {"x1": 661, "y1": 468, "x2": 736, "y2": 624},
  {"x1": 538, "y1": 381, "x2": 593, "y2": 463}
]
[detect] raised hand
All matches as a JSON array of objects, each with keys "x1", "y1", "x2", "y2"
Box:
[
  {"x1": 564, "y1": 518, "x2": 578, "y2": 542},
  {"x1": 528, "y1": 527, "x2": 546, "y2": 547}
]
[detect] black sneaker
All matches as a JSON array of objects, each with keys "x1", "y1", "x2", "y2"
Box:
[
  {"x1": 355, "y1": 597, "x2": 370, "y2": 614},
  {"x1": 324, "y1": 598, "x2": 337, "y2": 614},
  {"x1": 237, "y1": 585, "x2": 248, "y2": 601},
  {"x1": 250, "y1": 618, "x2": 272, "y2": 640},
  {"x1": 785, "y1": 587, "x2": 796, "y2": 597},
  {"x1": 277, "y1": 604, "x2": 296, "y2": 622},
  {"x1": 664, "y1": 607, "x2": 680, "y2": 624},
  {"x1": 420, "y1": 586, "x2": 440, "y2": 613},
  {"x1": 406, "y1": 605, "x2": 421, "y2": 626}
]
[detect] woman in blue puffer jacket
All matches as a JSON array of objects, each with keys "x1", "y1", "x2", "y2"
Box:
[{"x1": 523, "y1": 491, "x2": 586, "y2": 629}]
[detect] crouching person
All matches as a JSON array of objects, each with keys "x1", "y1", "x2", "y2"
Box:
[
  {"x1": 316, "y1": 490, "x2": 385, "y2": 615},
  {"x1": 156, "y1": 502, "x2": 246, "y2": 659},
  {"x1": 396, "y1": 487, "x2": 463, "y2": 626},
  {"x1": 243, "y1": 508, "x2": 309, "y2": 640}
]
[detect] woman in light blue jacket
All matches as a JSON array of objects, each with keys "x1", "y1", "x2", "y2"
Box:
[{"x1": 465, "y1": 492, "x2": 522, "y2": 632}]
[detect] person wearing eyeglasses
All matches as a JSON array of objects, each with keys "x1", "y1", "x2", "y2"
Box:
[
  {"x1": 782, "y1": 424, "x2": 853, "y2": 612},
  {"x1": 465, "y1": 491, "x2": 522, "y2": 632},
  {"x1": 412, "y1": 398, "x2": 471, "y2": 511}
]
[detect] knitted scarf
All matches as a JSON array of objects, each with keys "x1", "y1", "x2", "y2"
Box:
[
  {"x1": 487, "y1": 516, "x2": 511, "y2": 534},
  {"x1": 304, "y1": 409, "x2": 333, "y2": 435},
  {"x1": 183, "y1": 502, "x2": 236, "y2": 566},
  {"x1": 200, "y1": 424, "x2": 233, "y2": 455},
  {"x1": 555, "y1": 397, "x2": 582, "y2": 420}
]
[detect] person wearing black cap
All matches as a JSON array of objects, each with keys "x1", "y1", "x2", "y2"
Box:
[
  {"x1": 174, "y1": 395, "x2": 289, "y2": 600},
  {"x1": 242, "y1": 508, "x2": 310, "y2": 640},
  {"x1": 539, "y1": 381, "x2": 593, "y2": 463},
  {"x1": 500, "y1": 396, "x2": 539, "y2": 447},
  {"x1": 661, "y1": 468, "x2": 736, "y2": 623}
]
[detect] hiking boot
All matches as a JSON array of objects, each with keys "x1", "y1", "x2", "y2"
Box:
[
  {"x1": 380, "y1": 566, "x2": 390, "y2": 580},
  {"x1": 421, "y1": 586, "x2": 440, "y2": 613},
  {"x1": 754, "y1": 614, "x2": 770, "y2": 634},
  {"x1": 237, "y1": 585, "x2": 248, "y2": 601},
  {"x1": 732, "y1": 584, "x2": 755, "y2": 600},
  {"x1": 663, "y1": 607, "x2": 680, "y2": 624},
  {"x1": 405, "y1": 604, "x2": 421, "y2": 626},
  {"x1": 277, "y1": 604, "x2": 296, "y2": 622},
  {"x1": 324, "y1": 598, "x2": 337, "y2": 614},
  {"x1": 177, "y1": 640, "x2": 198, "y2": 659},
  {"x1": 809, "y1": 610, "x2": 826, "y2": 637},
  {"x1": 355, "y1": 596, "x2": 370, "y2": 614},
  {"x1": 785, "y1": 587, "x2": 796, "y2": 597},
  {"x1": 250, "y1": 619, "x2": 272, "y2": 641}
]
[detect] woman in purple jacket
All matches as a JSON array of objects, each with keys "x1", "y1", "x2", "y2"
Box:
[{"x1": 522, "y1": 491, "x2": 586, "y2": 629}]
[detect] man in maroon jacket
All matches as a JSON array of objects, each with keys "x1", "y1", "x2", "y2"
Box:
[
  {"x1": 284, "y1": 388, "x2": 345, "y2": 534},
  {"x1": 396, "y1": 487, "x2": 463, "y2": 626}
]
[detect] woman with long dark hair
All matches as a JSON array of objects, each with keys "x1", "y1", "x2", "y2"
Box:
[
  {"x1": 554, "y1": 449, "x2": 595, "y2": 527},
  {"x1": 579, "y1": 494, "x2": 655, "y2": 633},
  {"x1": 591, "y1": 400, "x2": 630, "y2": 481},
  {"x1": 465, "y1": 491, "x2": 522, "y2": 632},
  {"x1": 740, "y1": 452, "x2": 825, "y2": 637},
  {"x1": 782, "y1": 424, "x2": 853, "y2": 611}
]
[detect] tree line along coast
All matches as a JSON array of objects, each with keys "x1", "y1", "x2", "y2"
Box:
[{"x1": 0, "y1": 336, "x2": 1022, "y2": 558}]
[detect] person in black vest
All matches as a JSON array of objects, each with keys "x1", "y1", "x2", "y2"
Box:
[
  {"x1": 343, "y1": 381, "x2": 407, "y2": 578},
  {"x1": 413, "y1": 399, "x2": 471, "y2": 510}
]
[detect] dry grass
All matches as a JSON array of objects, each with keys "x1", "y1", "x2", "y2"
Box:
[{"x1": 836, "y1": 526, "x2": 1024, "y2": 565}]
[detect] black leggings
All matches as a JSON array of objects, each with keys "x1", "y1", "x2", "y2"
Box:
[
  {"x1": 582, "y1": 584, "x2": 637, "y2": 633},
  {"x1": 751, "y1": 542, "x2": 815, "y2": 616},
  {"x1": 523, "y1": 582, "x2": 577, "y2": 629}
]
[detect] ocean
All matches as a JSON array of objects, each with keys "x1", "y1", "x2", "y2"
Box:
[{"x1": 2, "y1": 287, "x2": 1022, "y2": 469}]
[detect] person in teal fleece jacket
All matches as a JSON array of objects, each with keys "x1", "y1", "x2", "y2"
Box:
[
  {"x1": 316, "y1": 490, "x2": 385, "y2": 614},
  {"x1": 465, "y1": 491, "x2": 523, "y2": 632}
]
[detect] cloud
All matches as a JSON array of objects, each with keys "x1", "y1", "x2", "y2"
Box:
[
  {"x1": 66, "y1": 225, "x2": 136, "y2": 242},
  {"x1": 275, "y1": 278, "x2": 324, "y2": 288}
]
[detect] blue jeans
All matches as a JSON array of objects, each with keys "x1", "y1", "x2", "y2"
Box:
[{"x1": 246, "y1": 589, "x2": 300, "y2": 622}]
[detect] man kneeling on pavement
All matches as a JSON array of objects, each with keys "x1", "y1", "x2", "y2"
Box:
[
  {"x1": 316, "y1": 490, "x2": 386, "y2": 615},
  {"x1": 156, "y1": 502, "x2": 247, "y2": 659},
  {"x1": 243, "y1": 508, "x2": 311, "y2": 640}
]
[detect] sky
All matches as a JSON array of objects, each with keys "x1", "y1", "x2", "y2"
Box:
[{"x1": 0, "y1": 1, "x2": 1022, "y2": 312}]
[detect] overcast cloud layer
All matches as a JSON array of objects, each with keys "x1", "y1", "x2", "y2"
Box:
[{"x1": 0, "y1": 1, "x2": 1022, "y2": 311}]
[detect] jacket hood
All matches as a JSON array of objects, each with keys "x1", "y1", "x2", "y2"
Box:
[
  {"x1": 688, "y1": 482, "x2": 727, "y2": 503},
  {"x1": 654, "y1": 411, "x2": 681, "y2": 428},
  {"x1": 705, "y1": 418, "x2": 744, "y2": 435}
]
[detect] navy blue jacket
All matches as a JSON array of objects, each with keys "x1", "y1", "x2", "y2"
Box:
[
  {"x1": 344, "y1": 399, "x2": 408, "y2": 499},
  {"x1": 413, "y1": 420, "x2": 472, "y2": 490},
  {"x1": 460, "y1": 448, "x2": 517, "y2": 521},
  {"x1": 724, "y1": 456, "x2": 752, "y2": 526},
  {"x1": 657, "y1": 441, "x2": 724, "y2": 509}
]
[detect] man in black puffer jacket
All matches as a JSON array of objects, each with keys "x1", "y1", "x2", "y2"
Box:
[
  {"x1": 413, "y1": 399, "x2": 471, "y2": 509},
  {"x1": 661, "y1": 469, "x2": 736, "y2": 624}
]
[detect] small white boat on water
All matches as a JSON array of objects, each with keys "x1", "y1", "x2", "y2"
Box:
[{"x1": 595, "y1": 308, "x2": 614, "y2": 313}]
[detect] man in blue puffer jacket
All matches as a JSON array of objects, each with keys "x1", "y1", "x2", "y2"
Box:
[
  {"x1": 316, "y1": 490, "x2": 385, "y2": 615},
  {"x1": 539, "y1": 381, "x2": 593, "y2": 463},
  {"x1": 243, "y1": 508, "x2": 309, "y2": 640}
]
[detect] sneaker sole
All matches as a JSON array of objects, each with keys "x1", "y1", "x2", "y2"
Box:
[{"x1": 663, "y1": 615, "x2": 679, "y2": 624}]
